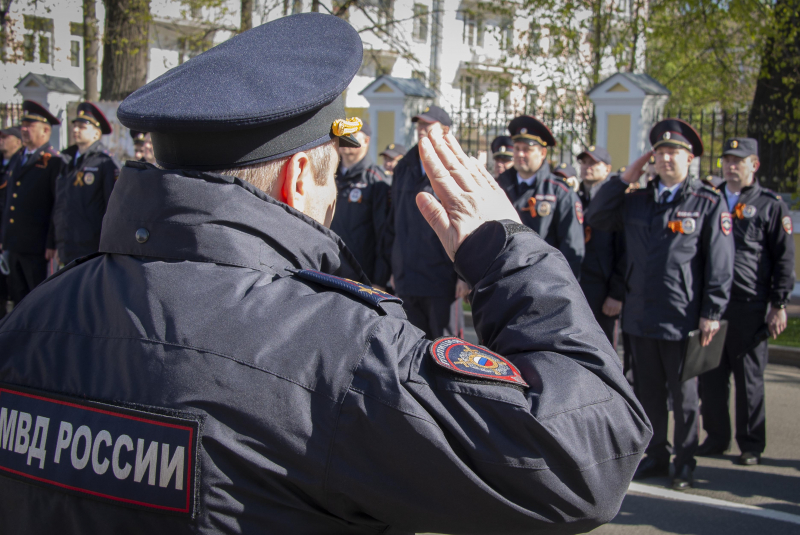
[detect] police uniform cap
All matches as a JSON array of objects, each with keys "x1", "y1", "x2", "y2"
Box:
[
  {"x1": 380, "y1": 143, "x2": 407, "y2": 159},
  {"x1": 507, "y1": 116, "x2": 556, "y2": 148},
  {"x1": 649, "y1": 118, "x2": 703, "y2": 156},
  {"x1": 491, "y1": 135, "x2": 514, "y2": 160},
  {"x1": 358, "y1": 122, "x2": 372, "y2": 138},
  {"x1": 73, "y1": 102, "x2": 112, "y2": 135},
  {"x1": 0, "y1": 125, "x2": 21, "y2": 140},
  {"x1": 722, "y1": 137, "x2": 758, "y2": 158},
  {"x1": 116, "y1": 13, "x2": 363, "y2": 170},
  {"x1": 412, "y1": 105, "x2": 452, "y2": 127},
  {"x1": 130, "y1": 130, "x2": 147, "y2": 144},
  {"x1": 553, "y1": 162, "x2": 577, "y2": 179},
  {"x1": 577, "y1": 145, "x2": 611, "y2": 165},
  {"x1": 21, "y1": 100, "x2": 60, "y2": 126}
]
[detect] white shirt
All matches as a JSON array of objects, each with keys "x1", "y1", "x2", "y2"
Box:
[
  {"x1": 656, "y1": 181, "x2": 681, "y2": 203},
  {"x1": 517, "y1": 173, "x2": 536, "y2": 187},
  {"x1": 725, "y1": 189, "x2": 741, "y2": 212}
]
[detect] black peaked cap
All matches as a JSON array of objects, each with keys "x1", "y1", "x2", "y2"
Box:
[
  {"x1": 553, "y1": 162, "x2": 577, "y2": 178},
  {"x1": 577, "y1": 145, "x2": 611, "y2": 165},
  {"x1": 508, "y1": 116, "x2": 556, "y2": 148},
  {"x1": 722, "y1": 137, "x2": 758, "y2": 158},
  {"x1": 117, "y1": 13, "x2": 364, "y2": 170},
  {"x1": 491, "y1": 136, "x2": 514, "y2": 158},
  {"x1": 22, "y1": 100, "x2": 60, "y2": 126},
  {"x1": 130, "y1": 130, "x2": 147, "y2": 143},
  {"x1": 412, "y1": 105, "x2": 452, "y2": 127},
  {"x1": 650, "y1": 118, "x2": 703, "y2": 156},
  {"x1": 380, "y1": 143, "x2": 406, "y2": 159},
  {"x1": 74, "y1": 102, "x2": 112, "y2": 135}
]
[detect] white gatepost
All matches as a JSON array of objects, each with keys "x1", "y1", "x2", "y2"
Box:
[
  {"x1": 588, "y1": 73, "x2": 670, "y2": 171},
  {"x1": 15, "y1": 73, "x2": 83, "y2": 151},
  {"x1": 360, "y1": 76, "x2": 435, "y2": 164}
]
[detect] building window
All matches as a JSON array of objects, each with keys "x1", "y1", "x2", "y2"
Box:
[
  {"x1": 71, "y1": 40, "x2": 80, "y2": 67},
  {"x1": 528, "y1": 23, "x2": 541, "y2": 56},
  {"x1": 462, "y1": 11, "x2": 483, "y2": 47},
  {"x1": 23, "y1": 35, "x2": 35, "y2": 62},
  {"x1": 292, "y1": 0, "x2": 303, "y2": 14},
  {"x1": 500, "y1": 18, "x2": 514, "y2": 51},
  {"x1": 412, "y1": 4, "x2": 428, "y2": 42},
  {"x1": 39, "y1": 35, "x2": 50, "y2": 64},
  {"x1": 461, "y1": 75, "x2": 481, "y2": 109},
  {"x1": 22, "y1": 14, "x2": 54, "y2": 64}
]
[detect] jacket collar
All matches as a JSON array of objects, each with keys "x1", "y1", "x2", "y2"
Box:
[
  {"x1": 722, "y1": 179, "x2": 760, "y2": 202},
  {"x1": 336, "y1": 156, "x2": 371, "y2": 184},
  {"x1": 17, "y1": 142, "x2": 50, "y2": 174},
  {"x1": 99, "y1": 163, "x2": 368, "y2": 282},
  {"x1": 62, "y1": 140, "x2": 106, "y2": 160},
  {"x1": 649, "y1": 175, "x2": 701, "y2": 203}
]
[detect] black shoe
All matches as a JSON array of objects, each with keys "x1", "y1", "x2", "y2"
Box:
[
  {"x1": 696, "y1": 440, "x2": 728, "y2": 457},
  {"x1": 739, "y1": 452, "x2": 761, "y2": 466},
  {"x1": 634, "y1": 457, "x2": 670, "y2": 480},
  {"x1": 671, "y1": 465, "x2": 694, "y2": 490}
]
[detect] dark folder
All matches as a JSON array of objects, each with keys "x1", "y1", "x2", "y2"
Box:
[{"x1": 681, "y1": 320, "x2": 729, "y2": 382}]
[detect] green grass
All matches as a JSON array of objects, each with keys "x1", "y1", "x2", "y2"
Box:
[{"x1": 768, "y1": 317, "x2": 800, "y2": 348}]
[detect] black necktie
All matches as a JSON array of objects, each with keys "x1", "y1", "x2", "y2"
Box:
[{"x1": 659, "y1": 189, "x2": 671, "y2": 204}]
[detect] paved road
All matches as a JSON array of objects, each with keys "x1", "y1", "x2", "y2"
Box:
[{"x1": 459, "y1": 326, "x2": 800, "y2": 534}]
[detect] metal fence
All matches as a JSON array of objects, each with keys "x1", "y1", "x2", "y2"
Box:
[{"x1": 0, "y1": 103, "x2": 22, "y2": 128}]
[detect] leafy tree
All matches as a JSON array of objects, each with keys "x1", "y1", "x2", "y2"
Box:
[
  {"x1": 84, "y1": 0, "x2": 100, "y2": 101},
  {"x1": 100, "y1": 0, "x2": 151, "y2": 101}
]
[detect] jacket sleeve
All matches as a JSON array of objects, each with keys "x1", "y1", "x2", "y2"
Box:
[
  {"x1": 700, "y1": 199, "x2": 734, "y2": 320},
  {"x1": 555, "y1": 188, "x2": 585, "y2": 279},
  {"x1": 45, "y1": 155, "x2": 63, "y2": 250},
  {"x1": 586, "y1": 175, "x2": 628, "y2": 232},
  {"x1": 767, "y1": 199, "x2": 796, "y2": 306},
  {"x1": 607, "y1": 230, "x2": 627, "y2": 302},
  {"x1": 325, "y1": 221, "x2": 652, "y2": 535},
  {"x1": 370, "y1": 172, "x2": 391, "y2": 288}
]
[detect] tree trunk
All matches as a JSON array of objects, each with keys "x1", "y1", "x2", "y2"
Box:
[
  {"x1": 747, "y1": 0, "x2": 800, "y2": 191},
  {"x1": 100, "y1": 0, "x2": 151, "y2": 101},
  {"x1": 83, "y1": 0, "x2": 99, "y2": 101},
  {"x1": 240, "y1": 0, "x2": 252, "y2": 32}
]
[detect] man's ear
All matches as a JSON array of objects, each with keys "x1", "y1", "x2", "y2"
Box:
[
  {"x1": 278, "y1": 151, "x2": 311, "y2": 211},
  {"x1": 751, "y1": 157, "x2": 761, "y2": 173}
]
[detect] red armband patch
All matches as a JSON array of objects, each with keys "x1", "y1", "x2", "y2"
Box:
[
  {"x1": 782, "y1": 215, "x2": 793, "y2": 235},
  {"x1": 575, "y1": 201, "x2": 584, "y2": 224},
  {"x1": 429, "y1": 338, "x2": 528, "y2": 387}
]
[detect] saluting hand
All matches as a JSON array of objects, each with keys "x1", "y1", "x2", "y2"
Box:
[
  {"x1": 417, "y1": 131, "x2": 521, "y2": 262},
  {"x1": 699, "y1": 317, "x2": 720, "y2": 347},
  {"x1": 621, "y1": 151, "x2": 654, "y2": 185}
]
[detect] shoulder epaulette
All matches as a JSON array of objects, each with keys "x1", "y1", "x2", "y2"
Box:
[
  {"x1": 697, "y1": 183, "x2": 722, "y2": 196},
  {"x1": 291, "y1": 269, "x2": 402, "y2": 307},
  {"x1": 543, "y1": 178, "x2": 570, "y2": 194}
]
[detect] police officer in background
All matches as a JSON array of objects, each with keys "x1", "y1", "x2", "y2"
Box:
[
  {"x1": 131, "y1": 130, "x2": 156, "y2": 163},
  {"x1": 588, "y1": 118, "x2": 734, "y2": 490},
  {"x1": 0, "y1": 14, "x2": 651, "y2": 534},
  {"x1": 54, "y1": 103, "x2": 120, "y2": 266},
  {"x1": 576, "y1": 146, "x2": 625, "y2": 345},
  {"x1": 490, "y1": 135, "x2": 514, "y2": 178},
  {"x1": 0, "y1": 101, "x2": 64, "y2": 303},
  {"x1": 388, "y1": 105, "x2": 469, "y2": 338},
  {"x1": 0, "y1": 126, "x2": 21, "y2": 318},
  {"x1": 330, "y1": 122, "x2": 391, "y2": 288},
  {"x1": 554, "y1": 162, "x2": 579, "y2": 192},
  {"x1": 496, "y1": 116, "x2": 585, "y2": 278},
  {"x1": 698, "y1": 138, "x2": 795, "y2": 465},
  {"x1": 378, "y1": 142, "x2": 405, "y2": 177}
]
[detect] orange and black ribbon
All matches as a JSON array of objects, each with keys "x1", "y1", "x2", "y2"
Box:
[
  {"x1": 667, "y1": 220, "x2": 684, "y2": 234},
  {"x1": 733, "y1": 202, "x2": 746, "y2": 220},
  {"x1": 522, "y1": 197, "x2": 537, "y2": 217}
]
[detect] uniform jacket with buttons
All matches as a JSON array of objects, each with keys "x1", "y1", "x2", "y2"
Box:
[
  {"x1": 0, "y1": 163, "x2": 651, "y2": 535},
  {"x1": 330, "y1": 157, "x2": 391, "y2": 287},
  {"x1": 0, "y1": 150, "x2": 20, "y2": 237},
  {"x1": 578, "y1": 178, "x2": 626, "y2": 314},
  {"x1": 721, "y1": 181, "x2": 795, "y2": 306},
  {"x1": 587, "y1": 175, "x2": 734, "y2": 341},
  {"x1": 54, "y1": 141, "x2": 120, "y2": 265},
  {"x1": 497, "y1": 165, "x2": 586, "y2": 278},
  {"x1": 388, "y1": 144, "x2": 457, "y2": 297},
  {"x1": 0, "y1": 142, "x2": 64, "y2": 255}
]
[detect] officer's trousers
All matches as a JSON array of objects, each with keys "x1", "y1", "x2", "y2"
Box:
[
  {"x1": 629, "y1": 335, "x2": 698, "y2": 470},
  {"x1": 401, "y1": 295, "x2": 458, "y2": 340},
  {"x1": 6, "y1": 251, "x2": 47, "y2": 303},
  {"x1": 699, "y1": 301, "x2": 768, "y2": 454}
]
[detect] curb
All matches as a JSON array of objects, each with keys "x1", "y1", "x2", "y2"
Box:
[{"x1": 768, "y1": 345, "x2": 800, "y2": 368}]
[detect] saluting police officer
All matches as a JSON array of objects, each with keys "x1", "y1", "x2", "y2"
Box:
[
  {"x1": 0, "y1": 101, "x2": 64, "y2": 303},
  {"x1": 588, "y1": 118, "x2": 734, "y2": 490},
  {"x1": 576, "y1": 146, "x2": 625, "y2": 345},
  {"x1": 54, "y1": 102, "x2": 120, "y2": 266},
  {"x1": 330, "y1": 123, "x2": 391, "y2": 288},
  {"x1": 0, "y1": 14, "x2": 651, "y2": 534},
  {"x1": 496, "y1": 116, "x2": 585, "y2": 278},
  {"x1": 388, "y1": 105, "x2": 469, "y2": 338},
  {"x1": 490, "y1": 135, "x2": 514, "y2": 178},
  {"x1": 698, "y1": 138, "x2": 795, "y2": 466}
]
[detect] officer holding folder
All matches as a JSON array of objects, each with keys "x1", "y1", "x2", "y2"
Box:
[{"x1": 588, "y1": 119, "x2": 734, "y2": 490}]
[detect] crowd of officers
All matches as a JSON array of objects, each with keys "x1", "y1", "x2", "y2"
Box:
[{"x1": 0, "y1": 97, "x2": 794, "y2": 494}]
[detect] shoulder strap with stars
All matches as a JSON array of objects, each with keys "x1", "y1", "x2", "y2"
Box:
[{"x1": 290, "y1": 269, "x2": 402, "y2": 309}]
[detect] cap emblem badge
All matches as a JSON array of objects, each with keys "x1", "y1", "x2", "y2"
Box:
[
  {"x1": 331, "y1": 117, "x2": 363, "y2": 137},
  {"x1": 589, "y1": 145, "x2": 595, "y2": 151},
  {"x1": 389, "y1": 144, "x2": 394, "y2": 149},
  {"x1": 731, "y1": 140, "x2": 739, "y2": 149},
  {"x1": 520, "y1": 127, "x2": 528, "y2": 134},
  {"x1": 663, "y1": 132, "x2": 671, "y2": 140},
  {"x1": 424, "y1": 107, "x2": 430, "y2": 112}
]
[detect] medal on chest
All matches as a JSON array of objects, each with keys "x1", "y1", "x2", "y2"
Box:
[{"x1": 348, "y1": 188, "x2": 362, "y2": 203}]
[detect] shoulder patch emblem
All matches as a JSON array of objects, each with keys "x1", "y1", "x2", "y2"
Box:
[
  {"x1": 575, "y1": 201, "x2": 584, "y2": 224},
  {"x1": 782, "y1": 215, "x2": 793, "y2": 235},
  {"x1": 721, "y1": 212, "x2": 732, "y2": 235},
  {"x1": 293, "y1": 269, "x2": 401, "y2": 307},
  {"x1": 429, "y1": 338, "x2": 528, "y2": 387}
]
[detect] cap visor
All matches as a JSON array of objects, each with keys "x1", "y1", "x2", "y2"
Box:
[
  {"x1": 722, "y1": 149, "x2": 752, "y2": 158},
  {"x1": 412, "y1": 114, "x2": 436, "y2": 124},
  {"x1": 339, "y1": 133, "x2": 361, "y2": 148}
]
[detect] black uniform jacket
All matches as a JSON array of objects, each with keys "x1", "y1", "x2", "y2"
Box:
[
  {"x1": 721, "y1": 181, "x2": 795, "y2": 306},
  {"x1": 578, "y1": 179, "x2": 626, "y2": 313},
  {"x1": 497, "y1": 165, "x2": 585, "y2": 278},
  {"x1": 388, "y1": 144, "x2": 456, "y2": 297},
  {"x1": 54, "y1": 141, "x2": 120, "y2": 264},
  {"x1": 588, "y1": 175, "x2": 734, "y2": 340},
  {"x1": 0, "y1": 163, "x2": 651, "y2": 534},
  {"x1": 0, "y1": 143, "x2": 63, "y2": 255},
  {"x1": 330, "y1": 157, "x2": 391, "y2": 287}
]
